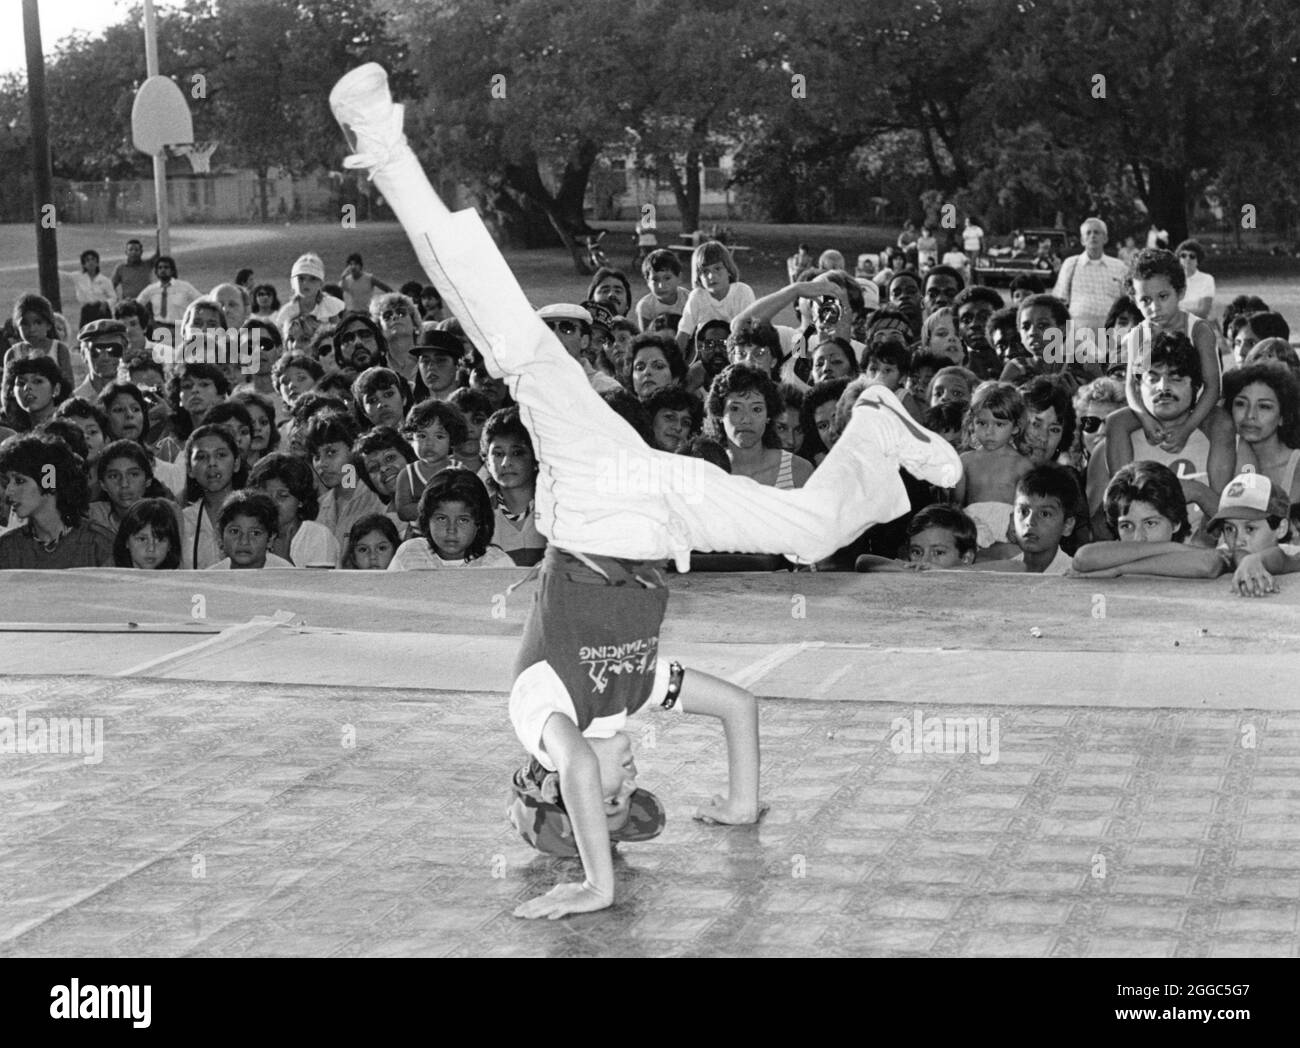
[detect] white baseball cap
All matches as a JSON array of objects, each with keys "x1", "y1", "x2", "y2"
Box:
[{"x1": 291, "y1": 253, "x2": 325, "y2": 281}]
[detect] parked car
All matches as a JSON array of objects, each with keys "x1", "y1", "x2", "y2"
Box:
[{"x1": 971, "y1": 228, "x2": 1076, "y2": 287}]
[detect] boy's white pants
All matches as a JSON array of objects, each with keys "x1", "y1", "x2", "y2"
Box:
[{"x1": 337, "y1": 80, "x2": 909, "y2": 568}]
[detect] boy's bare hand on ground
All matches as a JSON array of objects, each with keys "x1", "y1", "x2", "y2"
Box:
[
  {"x1": 693, "y1": 795, "x2": 770, "y2": 825},
  {"x1": 514, "y1": 880, "x2": 614, "y2": 920}
]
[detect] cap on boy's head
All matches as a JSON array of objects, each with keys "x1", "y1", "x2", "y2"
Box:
[
  {"x1": 507, "y1": 761, "x2": 665, "y2": 857},
  {"x1": 291, "y1": 253, "x2": 325, "y2": 281},
  {"x1": 537, "y1": 303, "x2": 592, "y2": 327},
  {"x1": 411, "y1": 326, "x2": 464, "y2": 358},
  {"x1": 78, "y1": 318, "x2": 128, "y2": 346},
  {"x1": 1211, "y1": 467, "x2": 1289, "y2": 524}
]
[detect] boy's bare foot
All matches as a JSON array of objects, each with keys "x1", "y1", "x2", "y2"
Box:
[
  {"x1": 693, "y1": 795, "x2": 770, "y2": 825},
  {"x1": 853, "y1": 384, "x2": 962, "y2": 488},
  {"x1": 514, "y1": 880, "x2": 614, "y2": 920}
]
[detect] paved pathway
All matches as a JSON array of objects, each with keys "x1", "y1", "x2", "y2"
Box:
[{"x1": 2, "y1": 674, "x2": 1296, "y2": 958}]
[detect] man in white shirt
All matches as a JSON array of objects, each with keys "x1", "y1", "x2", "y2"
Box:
[
  {"x1": 1052, "y1": 217, "x2": 1129, "y2": 337},
  {"x1": 136, "y1": 256, "x2": 201, "y2": 328},
  {"x1": 962, "y1": 216, "x2": 984, "y2": 256}
]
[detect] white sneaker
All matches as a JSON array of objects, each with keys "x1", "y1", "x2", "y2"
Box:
[
  {"x1": 853, "y1": 384, "x2": 962, "y2": 487},
  {"x1": 329, "y1": 64, "x2": 409, "y2": 179}
]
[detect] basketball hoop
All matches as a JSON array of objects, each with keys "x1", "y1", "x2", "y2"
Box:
[{"x1": 172, "y1": 141, "x2": 218, "y2": 174}]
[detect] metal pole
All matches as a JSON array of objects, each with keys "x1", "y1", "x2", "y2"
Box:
[
  {"x1": 22, "y1": 0, "x2": 60, "y2": 312},
  {"x1": 143, "y1": 0, "x2": 169, "y2": 255}
]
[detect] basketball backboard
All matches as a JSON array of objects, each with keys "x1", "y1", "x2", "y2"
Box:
[{"x1": 131, "y1": 76, "x2": 193, "y2": 155}]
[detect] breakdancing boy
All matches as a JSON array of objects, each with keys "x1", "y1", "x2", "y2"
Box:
[{"x1": 331, "y1": 65, "x2": 962, "y2": 919}]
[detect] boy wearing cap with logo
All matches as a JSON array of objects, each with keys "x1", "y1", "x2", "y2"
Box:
[
  {"x1": 1210, "y1": 467, "x2": 1300, "y2": 596},
  {"x1": 332, "y1": 64, "x2": 964, "y2": 920},
  {"x1": 72, "y1": 319, "x2": 128, "y2": 401},
  {"x1": 274, "y1": 253, "x2": 345, "y2": 345}
]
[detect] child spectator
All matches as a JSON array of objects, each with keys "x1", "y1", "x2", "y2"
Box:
[
  {"x1": 863, "y1": 338, "x2": 909, "y2": 392},
  {"x1": 986, "y1": 305, "x2": 1024, "y2": 367},
  {"x1": 395, "y1": 399, "x2": 466, "y2": 522},
  {"x1": 1002, "y1": 293, "x2": 1068, "y2": 386},
  {"x1": 340, "y1": 513, "x2": 401, "y2": 570},
  {"x1": 410, "y1": 327, "x2": 464, "y2": 403},
  {"x1": 643, "y1": 386, "x2": 702, "y2": 453},
  {"x1": 55, "y1": 398, "x2": 110, "y2": 470},
  {"x1": 306, "y1": 411, "x2": 388, "y2": 550},
  {"x1": 1236, "y1": 311, "x2": 1291, "y2": 365},
  {"x1": 920, "y1": 306, "x2": 963, "y2": 365},
  {"x1": 113, "y1": 497, "x2": 181, "y2": 569},
  {"x1": 208, "y1": 490, "x2": 294, "y2": 569},
  {"x1": 1244, "y1": 338, "x2": 1300, "y2": 382},
  {"x1": 676, "y1": 242, "x2": 755, "y2": 353},
  {"x1": 1105, "y1": 249, "x2": 1234, "y2": 491},
  {"x1": 903, "y1": 350, "x2": 948, "y2": 421},
  {"x1": 1207, "y1": 467, "x2": 1293, "y2": 566},
  {"x1": 274, "y1": 253, "x2": 344, "y2": 346},
  {"x1": 929, "y1": 365, "x2": 977, "y2": 409},
  {"x1": 354, "y1": 425, "x2": 416, "y2": 514},
  {"x1": 90, "y1": 439, "x2": 180, "y2": 535},
  {"x1": 773, "y1": 384, "x2": 804, "y2": 455},
  {"x1": 204, "y1": 401, "x2": 255, "y2": 469},
  {"x1": 801, "y1": 378, "x2": 851, "y2": 463},
  {"x1": 707, "y1": 364, "x2": 814, "y2": 487},
  {"x1": 925, "y1": 401, "x2": 966, "y2": 448},
  {"x1": 230, "y1": 390, "x2": 280, "y2": 466},
  {"x1": 1008, "y1": 273, "x2": 1045, "y2": 306},
  {"x1": 953, "y1": 286, "x2": 1005, "y2": 380},
  {"x1": 482, "y1": 406, "x2": 545, "y2": 566},
  {"x1": 272, "y1": 351, "x2": 324, "y2": 417},
  {"x1": 954, "y1": 382, "x2": 1033, "y2": 554},
  {"x1": 5, "y1": 356, "x2": 68, "y2": 432},
  {"x1": 855, "y1": 503, "x2": 978, "y2": 571},
  {"x1": 1103, "y1": 295, "x2": 1143, "y2": 370},
  {"x1": 1071, "y1": 460, "x2": 1225, "y2": 578},
  {"x1": 154, "y1": 362, "x2": 232, "y2": 464},
  {"x1": 636, "y1": 250, "x2": 688, "y2": 333},
  {"x1": 181, "y1": 422, "x2": 247, "y2": 569},
  {"x1": 389, "y1": 468, "x2": 515, "y2": 568},
  {"x1": 1005, "y1": 464, "x2": 1079, "y2": 573},
  {"x1": 248, "y1": 453, "x2": 340, "y2": 567},
  {"x1": 2, "y1": 293, "x2": 75, "y2": 421},
  {"x1": 282, "y1": 392, "x2": 346, "y2": 460},
  {"x1": 352, "y1": 365, "x2": 414, "y2": 434},
  {"x1": 447, "y1": 388, "x2": 492, "y2": 473}
]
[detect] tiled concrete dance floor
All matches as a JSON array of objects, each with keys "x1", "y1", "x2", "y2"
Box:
[{"x1": 3, "y1": 673, "x2": 1297, "y2": 958}]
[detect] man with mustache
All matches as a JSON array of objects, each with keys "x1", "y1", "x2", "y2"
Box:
[{"x1": 1092, "y1": 331, "x2": 1232, "y2": 536}]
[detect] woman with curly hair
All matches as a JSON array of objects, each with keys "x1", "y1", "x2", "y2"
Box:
[{"x1": 706, "y1": 364, "x2": 813, "y2": 488}]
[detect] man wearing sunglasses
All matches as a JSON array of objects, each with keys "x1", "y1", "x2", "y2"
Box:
[
  {"x1": 72, "y1": 319, "x2": 127, "y2": 401},
  {"x1": 537, "y1": 303, "x2": 622, "y2": 393}
]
